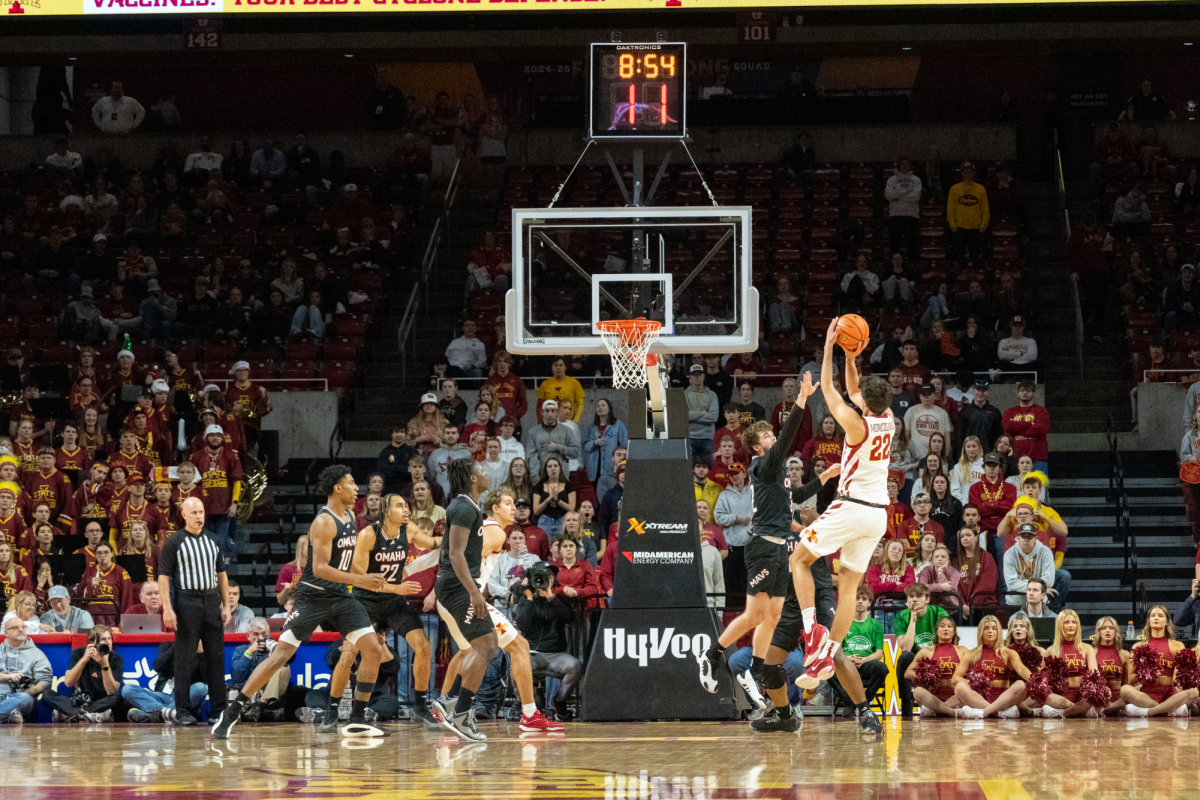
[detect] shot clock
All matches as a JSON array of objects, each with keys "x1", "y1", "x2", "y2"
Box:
[{"x1": 589, "y1": 42, "x2": 687, "y2": 140}]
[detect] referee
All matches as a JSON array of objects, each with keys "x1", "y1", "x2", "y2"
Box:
[{"x1": 159, "y1": 496, "x2": 233, "y2": 725}]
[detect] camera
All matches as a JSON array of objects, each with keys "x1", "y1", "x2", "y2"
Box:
[
  {"x1": 97, "y1": 643, "x2": 111, "y2": 656},
  {"x1": 525, "y1": 562, "x2": 555, "y2": 593},
  {"x1": 13, "y1": 675, "x2": 33, "y2": 692}
]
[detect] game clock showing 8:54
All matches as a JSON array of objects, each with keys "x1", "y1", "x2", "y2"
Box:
[{"x1": 589, "y1": 42, "x2": 687, "y2": 140}]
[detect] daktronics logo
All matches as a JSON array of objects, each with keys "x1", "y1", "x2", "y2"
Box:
[
  {"x1": 602, "y1": 627, "x2": 711, "y2": 667},
  {"x1": 621, "y1": 551, "x2": 694, "y2": 565},
  {"x1": 85, "y1": 0, "x2": 223, "y2": 12},
  {"x1": 626, "y1": 517, "x2": 688, "y2": 535}
]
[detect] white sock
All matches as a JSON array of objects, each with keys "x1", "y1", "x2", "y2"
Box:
[
  {"x1": 523, "y1": 703, "x2": 537, "y2": 717},
  {"x1": 801, "y1": 607, "x2": 816, "y2": 632},
  {"x1": 826, "y1": 641, "x2": 840, "y2": 658}
]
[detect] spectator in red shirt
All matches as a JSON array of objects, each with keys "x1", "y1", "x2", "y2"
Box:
[
  {"x1": 951, "y1": 526, "x2": 997, "y2": 617},
  {"x1": 274, "y1": 535, "x2": 307, "y2": 605},
  {"x1": 866, "y1": 539, "x2": 915, "y2": 596},
  {"x1": 897, "y1": 340, "x2": 932, "y2": 396},
  {"x1": 1089, "y1": 121, "x2": 1138, "y2": 195},
  {"x1": 769, "y1": 376, "x2": 813, "y2": 457},
  {"x1": 0, "y1": 541, "x2": 32, "y2": 602},
  {"x1": 192, "y1": 424, "x2": 242, "y2": 565},
  {"x1": 894, "y1": 492, "x2": 945, "y2": 557},
  {"x1": 599, "y1": 523, "x2": 619, "y2": 598},
  {"x1": 122, "y1": 579, "x2": 164, "y2": 616},
  {"x1": 695, "y1": 499, "x2": 728, "y2": 559},
  {"x1": 712, "y1": 404, "x2": 746, "y2": 457},
  {"x1": 967, "y1": 451, "x2": 1016, "y2": 565},
  {"x1": 1065, "y1": 210, "x2": 1112, "y2": 341},
  {"x1": 801, "y1": 414, "x2": 844, "y2": 465},
  {"x1": 552, "y1": 538, "x2": 599, "y2": 602},
  {"x1": 885, "y1": 478, "x2": 914, "y2": 540},
  {"x1": 486, "y1": 352, "x2": 528, "y2": 426},
  {"x1": 1001, "y1": 380, "x2": 1050, "y2": 473},
  {"x1": 509, "y1": 499, "x2": 550, "y2": 560},
  {"x1": 708, "y1": 437, "x2": 747, "y2": 489},
  {"x1": 78, "y1": 542, "x2": 132, "y2": 627}
]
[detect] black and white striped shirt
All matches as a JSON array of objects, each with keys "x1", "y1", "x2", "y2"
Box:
[{"x1": 159, "y1": 530, "x2": 225, "y2": 591}]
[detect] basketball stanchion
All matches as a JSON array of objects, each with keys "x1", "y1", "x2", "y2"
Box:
[{"x1": 576, "y1": 321, "x2": 743, "y2": 721}]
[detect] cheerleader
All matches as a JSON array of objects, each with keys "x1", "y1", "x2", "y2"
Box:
[
  {"x1": 903, "y1": 615, "x2": 966, "y2": 716},
  {"x1": 1004, "y1": 613, "x2": 1045, "y2": 716},
  {"x1": 1040, "y1": 609, "x2": 1095, "y2": 718},
  {"x1": 1089, "y1": 616, "x2": 1130, "y2": 717},
  {"x1": 951, "y1": 614, "x2": 1031, "y2": 718},
  {"x1": 1120, "y1": 605, "x2": 1198, "y2": 717}
]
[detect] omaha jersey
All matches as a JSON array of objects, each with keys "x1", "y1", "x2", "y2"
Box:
[
  {"x1": 748, "y1": 401, "x2": 809, "y2": 540},
  {"x1": 837, "y1": 413, "x2": 895, "y2": 506},
  {"x1": 298, "y1": 507, "x2": 358, "y2": 598},
  {"x1": 358, "y1": 523, "x2": 410, "y2": 600},
  {"x1": 438, "y1": 495, "x2": 484, "y2": 582}
]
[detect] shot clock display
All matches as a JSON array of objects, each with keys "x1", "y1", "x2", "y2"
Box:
[{"x1": 589, "y1": 42, "x2": 687, "y2": 140}]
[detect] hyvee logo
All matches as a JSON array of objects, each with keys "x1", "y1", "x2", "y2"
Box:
[
  {"x1": 603, "y1": 627, "x2": 711, "y2": 667},
  {"x1": 626, "y1": 517, "x2": 688, "y2": 535},
  {"x1": 621, "y1": 551, "x2": 694, "y2": 565}
]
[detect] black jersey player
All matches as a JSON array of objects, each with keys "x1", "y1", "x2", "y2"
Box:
[
  {"x1": 697, "y1": 371, "x2": 817, "y2": 707},
  {"x1": 212, "y1": 465, "x2": 388, "y2": 740}
]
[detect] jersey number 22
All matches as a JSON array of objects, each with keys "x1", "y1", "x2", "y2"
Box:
[{"x1": 868, "y1": 434, "x2": 892, "y2": 462}]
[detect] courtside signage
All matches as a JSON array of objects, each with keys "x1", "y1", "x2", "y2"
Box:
[{"x1": 5, "y1": 0, "x2": 1178, "y2": 16}]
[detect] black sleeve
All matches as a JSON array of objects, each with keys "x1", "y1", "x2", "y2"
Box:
[
  {"x1": 513, "y1": 597, "x2": 535, "y2": 631},
  {"x1": 445, "y1": 499, "x2": 476, "y2": 531},
  {"x1": 67, "y1": 646, "x2": 84, "y2": 671},
  {"x1": 158, "y1": 534, "x2": 178, "y2": 582},
  {"x1": 105, "y1": 652, "x2": 124, "y2": 695},
  {"x1": 762, "y1": 399, "x2": 808, "y2": 480},
  {"x1": 548, "y1": 597, "x2": 574, "y2": 624},
  {"x1": 790, "y1": 477, "x2": 825, "y2": 506}
]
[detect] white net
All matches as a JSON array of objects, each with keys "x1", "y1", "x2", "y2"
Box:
[{"x1": 597, "y1": 319, "x2": 662, "y2": 389}]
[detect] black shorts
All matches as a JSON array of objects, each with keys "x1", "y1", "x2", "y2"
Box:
[
  {"x1": 770, "y1": 595, "x2": 805, "y2": 653},
  {"x1": 745, "y1": 535, "x2": 790, "y2": 598},
  {"x1": 357, "y1": 593, "x2": 424, "y2": 638},
  {"x1": 281, "y1": 592, "x2": 372, "y2": 645},
  {"x1": 435, "y1": 575, "x2": 493, "y2": 648}
]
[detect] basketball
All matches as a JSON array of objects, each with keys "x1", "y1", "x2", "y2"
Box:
[{"x1": 834, "y1": 314, "x2": 871, "y2": 352}]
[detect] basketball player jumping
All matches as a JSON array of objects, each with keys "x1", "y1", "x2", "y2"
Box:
[
  {"x1": 432, "y1": 487, "x2": 566, "y2": 733},
  {"x1": 697, "y1": 368, "x2": 817, "y2": 707},
  {"x1": 789, "y1": 318, "x2": 893, "y2": 731},
  {"x1": 212, "y1": 465, "x2": 389, "y2": 740}
]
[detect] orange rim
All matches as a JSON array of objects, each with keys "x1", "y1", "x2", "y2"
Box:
[{"x1": 596, "y1": 318, "x2": 662, "y2": 347}]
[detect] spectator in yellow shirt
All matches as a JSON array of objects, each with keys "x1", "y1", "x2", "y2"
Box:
[
  {"x1": 537, "y1": 357, "x2": 585, "y2": 424},
  {"x1": 946, "y1": 161, "x2": 990, "y2": 265}
]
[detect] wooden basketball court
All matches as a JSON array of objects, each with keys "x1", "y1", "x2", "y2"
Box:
[{"x1": 1, "y1": 716, "x2": 1194, "y2": 799}]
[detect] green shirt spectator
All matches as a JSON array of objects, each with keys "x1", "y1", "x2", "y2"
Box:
[
  {"x1": 893, "y1": 604, "x2": 948, "y2": 652},
  {"x1": 844, "y1": 616, "x2": 884, "y2": 659}
]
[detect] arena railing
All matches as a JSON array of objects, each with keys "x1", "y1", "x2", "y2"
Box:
[
  {"x1": 442, "y1": 369, "x2": 1040, "y2": 392},
  {"x1": 1055, "y1": 128, "x2": 1085, "y2": 380},
  {"x1": 1107, "y1": 414, "x2": 1139, "y2": 624},
  {"x1": 203, "y1": 377, "x2": 329, "y2": 391},
  {"x1": 1140, "y1": 369, "x2": 1193, "y2": 382},
  {"x1": 397, "y1": 159, "x2": 463, "y2": 385}
]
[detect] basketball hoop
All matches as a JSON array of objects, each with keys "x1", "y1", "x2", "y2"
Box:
[{"x1": 597, "y1": 318, "x2": 662, "y2": 389}]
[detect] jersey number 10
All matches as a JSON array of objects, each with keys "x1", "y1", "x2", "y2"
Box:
[{"x1": 868, "y1": 434, "x2": 892, "y2": 462}]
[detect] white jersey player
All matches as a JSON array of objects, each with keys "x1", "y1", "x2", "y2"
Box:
[{"x1": 788, "y1": 317, "x2": 892, "y2": 733}]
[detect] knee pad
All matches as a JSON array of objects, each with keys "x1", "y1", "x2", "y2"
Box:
[{"x1": 763, "y1": 663, "x2": 787, "y2": 690}]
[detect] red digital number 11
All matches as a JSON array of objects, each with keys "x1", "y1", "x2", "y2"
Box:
[{"x1": 628, "y1": 84, "x2": 636, "y2": 124}]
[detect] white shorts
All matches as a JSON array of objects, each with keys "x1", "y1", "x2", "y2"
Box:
[
  {"x1": 440, "y1": 601, "x2": 521, "y2": 650},
  {"x1": 796, "y1": 496, "x2": 887, "y2": 574}
]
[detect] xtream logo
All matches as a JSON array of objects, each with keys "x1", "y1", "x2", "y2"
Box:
[
  {"x1": 627, "y1": 518, "x2": 688, "y2": 535},
  {"x1": 603, "y1": 627, "x2": 711, "y2": 667}
]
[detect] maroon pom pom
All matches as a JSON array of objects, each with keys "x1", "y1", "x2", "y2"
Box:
[
  {"x1": 1132, "y1": 644, "x2": 1161, "y2": 687},
  {"x1": 967, "y1": 661, "x2": 990, "y2": 695},
  {"x1": 1026, "y1": 667, "x2": 1052, "y2": 705},
  {"x1": 1012, "y1": 640, "x2": 1043, "y2": 672},
  {"x1": 1043, "y1": 654, "x2": 1069, "y2": 695},
  {"x1": 1175, "y1": 647, "x2": 1200, "y2": 691},
  {"x1": 912, "y1": 657, "x2": 943, "y2": 694},
  {"x1": 1080, "y1": 669, "x2": 1112, "y2": 710}
]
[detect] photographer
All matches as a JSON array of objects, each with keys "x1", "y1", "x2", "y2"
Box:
[
  {"x1": 513, "y1": 563, "x2": 583, "y2": 721},
  {"x1": 120, "y1": 640, "x2": 211, "y2": 723},
  {"x1": 486, "y1": 528, "x2": 542, "y2": 614},
  {"x1": 231, "y1": 617, "x2": 289, "y2": 722},
  {"x1": 43, "y1": 624, "x2": 123, "y2": 723},
  {"x1": 298, "y1": 634, "x2": 399, "y2": 725},
  {"x1": 0, "y1": 615, "x2": 52, "y2": 723}
]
